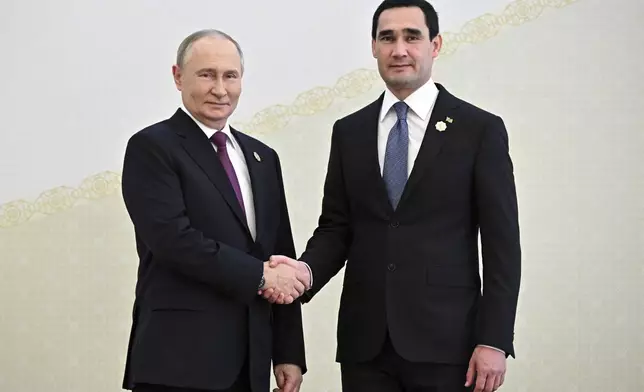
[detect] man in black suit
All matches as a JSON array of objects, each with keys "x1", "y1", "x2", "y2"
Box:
[
  {"x1": 265, "y1": 1, "x2": 521, "y2": 391},
  {"x1": 120, "y1": 29, "x2": 307, "y2": 392}
]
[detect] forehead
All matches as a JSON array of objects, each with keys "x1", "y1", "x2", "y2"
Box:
[
  {"x1": 377, "y1": 6, "x2": 428, "y2": 35},
  {"x1": 183, "y1": 36, "x2": 241, "y2": 71}
]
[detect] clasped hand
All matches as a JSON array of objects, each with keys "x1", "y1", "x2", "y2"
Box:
[{"x1": 259, "y1": 256, "x2": 310, "y2": 304}]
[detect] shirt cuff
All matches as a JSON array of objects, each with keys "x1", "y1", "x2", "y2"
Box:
[
  {"x1": 477, "y1": 345, "x2": 505, "y2": 354},
  {"x1": 301, "y1": 261, "x2": 313, "y2": 289}
]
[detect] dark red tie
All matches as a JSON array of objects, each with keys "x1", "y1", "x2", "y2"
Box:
[{"x1": 211, "y1": 131, "x2": 246, "y2": 215}]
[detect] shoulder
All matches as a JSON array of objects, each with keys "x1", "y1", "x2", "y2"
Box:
[
  {"x1": 133, "y1": 119, "x2": 174, "y2": 140},
  {"x1": 327, "y1": 95, "x2": 383, "y2": 145},
  {"x1": 120, "y1": 117, "x2": 182, "y2": 170},
  {"x1": 231, "y1": 128, "x2": 273, "y2": 153},
  {"x1": 444, "y1": 88, "x2": 503, "y2": 126},
  {"x1": 231, "y1": 127, "x2": 281, "y2": 165},
  {"x1": 455, "y1": 99, "x2": 507, "y2": 143},
  {"x1": 440, "y1": 86, "x2": 508, "y2": 145},
  {"x1": 457, "y1": 102, "x2": 504, "y2": 130},
  {"x1": 127, "y1": 109, "x2": 189, "y2": 147},
  {"x1": 125, "y1": 116, "x2": 179, "y2": 156},
  {"x1": 441, "y1": 88, "x2": 510, "y2": 151},
  {"x1": 336, "y1": 96, "x2": 382, "y2": 128}
]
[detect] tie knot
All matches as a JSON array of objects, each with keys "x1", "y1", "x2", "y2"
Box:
[
  {"x1": 393, "y1": 101, "x2": 408, "y2": 120},
  {"x1": 211, "y1": 131, "x2": 228, "y2": 149}
]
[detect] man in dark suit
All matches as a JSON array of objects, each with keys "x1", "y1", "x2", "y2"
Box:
[
  {"x1": 265, "y1": 1, "x2": 521, "y2": 391},
  {"x1": 120, "y1": 29, "x2": 307, "y2": 392}
]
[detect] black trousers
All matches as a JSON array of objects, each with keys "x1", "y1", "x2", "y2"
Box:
[
  {"x1": 340, "y1": 334, "x2": 473, "y2": 392},
  {"x1": 133, "y1": 374, "x2": 249, "y2": 392},
  {"x1": 133, "y1": 356, "x2": 251, "y2": 392},
  {"x1": 132, "y1": 382, "x2": 249, "y2": 392}
]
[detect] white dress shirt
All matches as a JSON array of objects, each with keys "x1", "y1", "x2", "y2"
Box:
[
  {"x1": 378, "y1": 78, "x2": 439, "y2": 176},
  {"x1": 180, "y1": 106, "x2": 257, "y2": 241}
]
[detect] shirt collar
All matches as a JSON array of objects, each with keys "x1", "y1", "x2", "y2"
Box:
[
  {"x1": 180, "y1": 105, "x2": 236, "y2": 150},
  {"x1": 379, "y1": 78, "x2": 439, "y2": 122}
]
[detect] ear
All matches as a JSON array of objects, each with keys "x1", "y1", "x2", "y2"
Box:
[
  {"x1": 432, "y1": 34, "x2": 443, "y2": 58},
  {"x1": 172, "y1": 65, "x2": 182, "y2": 91},
  {"x1": 371, "y1": 39, "x2": 377, "y2": 58}
]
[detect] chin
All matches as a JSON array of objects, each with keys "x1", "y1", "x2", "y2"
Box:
[
  {"x1": 205, "y1": 108, "x2": 230, "y2": 118},
  {"x1": 386, "y1": 76, "x2": 417, "y2": 88}
]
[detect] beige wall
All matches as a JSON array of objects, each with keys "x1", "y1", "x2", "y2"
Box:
[{"x1": 1, "y1": 0, "x2": 642, "y2": 390}]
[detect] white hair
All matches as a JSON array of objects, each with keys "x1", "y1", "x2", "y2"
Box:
[{"x1": 176, "y1": 29, "x2": 244, "y2": 72}]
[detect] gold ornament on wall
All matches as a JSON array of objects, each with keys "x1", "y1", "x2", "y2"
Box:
[{"x1": 0, "y1": 0, "x2": 581, "y2": 229}]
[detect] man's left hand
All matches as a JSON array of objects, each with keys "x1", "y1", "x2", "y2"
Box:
[
  {"x1": 273, "y1": 363, "x2": 302, "y2": 392},
  {"x1": 465, "y1": 346, "x2": 506, "y2": 392}
]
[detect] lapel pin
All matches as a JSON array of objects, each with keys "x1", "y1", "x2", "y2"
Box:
[
  {"x1": 446, "y1": 117, "x2": 453, "y2": 123},
  {"x1": 435, "y1": 121, "x2": 447, "y2": 132},
  {"x1": 253, "y1": 152, "x2": 261, "y2": 162}
]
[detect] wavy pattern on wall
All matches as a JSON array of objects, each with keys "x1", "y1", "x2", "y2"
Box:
[{"x1": 0, "y1": 0, "x2": 579, "y2": 228}]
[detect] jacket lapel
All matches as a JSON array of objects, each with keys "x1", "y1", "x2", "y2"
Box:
[
  {"x1": 170, "y1": 109, "x2": 251, "y2": 237},
  {"x1": 398, "y1": 84, "x2": 461, "y2": 207},
  {"x1": 231, "y1": 128, "x2": 268, "y2": 245},
  {"x1": 362, "y1": 94, "x2": 396, "y2": 215}
]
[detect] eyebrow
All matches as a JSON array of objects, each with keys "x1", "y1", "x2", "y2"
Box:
[
  {"x1": 195, "y1": 68, "x2": 240, "y2": 74},
  {"x1": 378, "y1": 28, "x2": 423, "y2": 38}
]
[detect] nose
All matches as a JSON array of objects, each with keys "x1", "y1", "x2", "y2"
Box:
[
  {"x1": 211, "y1": 78, "x2": 227, "y2": 97},
  {"x1": 392, "y1": 39, "x2": 408, "y2": 58}
]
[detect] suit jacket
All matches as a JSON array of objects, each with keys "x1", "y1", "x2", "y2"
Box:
[
  {"x1": 299, "y1": 83, "x2": 521, "y2": 365},
  {"x1": 120, "y1": 109, "x2": 306, "y2": 391}
]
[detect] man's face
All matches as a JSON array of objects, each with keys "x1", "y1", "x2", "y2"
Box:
[
  {"x1": 372, "y1": 6, "x2": 441, "y2": 96},
  {"x1": 172, "y1": 36, "x2": 242, "y2": 130}
]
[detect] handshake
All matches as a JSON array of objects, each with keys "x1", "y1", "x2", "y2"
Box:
[{"x1": 258, "y1": 256, "x2": 311, "y2": 304}]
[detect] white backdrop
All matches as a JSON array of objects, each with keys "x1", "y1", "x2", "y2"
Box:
[
  {"x1": 1, "y1": 0, "x2": 643, "y2": 391},
  {"x1": 1, "y1": 0, "x2": 517, "y2": 204}
]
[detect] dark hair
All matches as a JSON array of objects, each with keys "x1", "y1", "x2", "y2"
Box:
[{"x1": 371, "y1": 0, "x2": 439, "y2": 40}]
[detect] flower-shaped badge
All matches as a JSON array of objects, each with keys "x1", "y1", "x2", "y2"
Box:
[{"x1": 435, "y1": 116, "x2": 453, "y2": 132}]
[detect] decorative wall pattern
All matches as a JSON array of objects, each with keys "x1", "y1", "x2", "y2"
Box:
[{"x1": 0, "y1": 0, "x2": 580, "y2": 229}]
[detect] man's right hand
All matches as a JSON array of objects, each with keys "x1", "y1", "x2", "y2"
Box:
[
  {"x1": 260, "y1": 261, "x2": 306, "y2": 304},
  {"x1": 260, "y1": 256, "x2": 311, "y2": 304}
]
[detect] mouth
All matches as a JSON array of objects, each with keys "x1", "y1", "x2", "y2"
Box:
[
  {"x1": 389, "y1": 64, "x2": 412, "y2": 70},
  {"x1": 206, "y1": 102, "x2": 229, "y2": 106}
]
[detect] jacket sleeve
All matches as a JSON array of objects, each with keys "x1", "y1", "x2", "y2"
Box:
[
  {"x1": 121, "y1": 131, "x2": 263, "y2": 304},
  {"x1": 299, "y1": 120, "x2": 352, "y2": 302},
  {"x1": 474, "y1": 115, "x2": 522, "y2": 357},
  {"x1": 270, "y1": 151, "x2": 307, "y2": 374}
]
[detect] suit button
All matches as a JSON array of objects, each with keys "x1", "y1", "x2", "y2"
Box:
[
  {"x1": 388, "y1": 263, "x2": 396, "y2": 271},
  {"x1": 390, "y1": 221, "x2": 399, "y2": 228}
]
